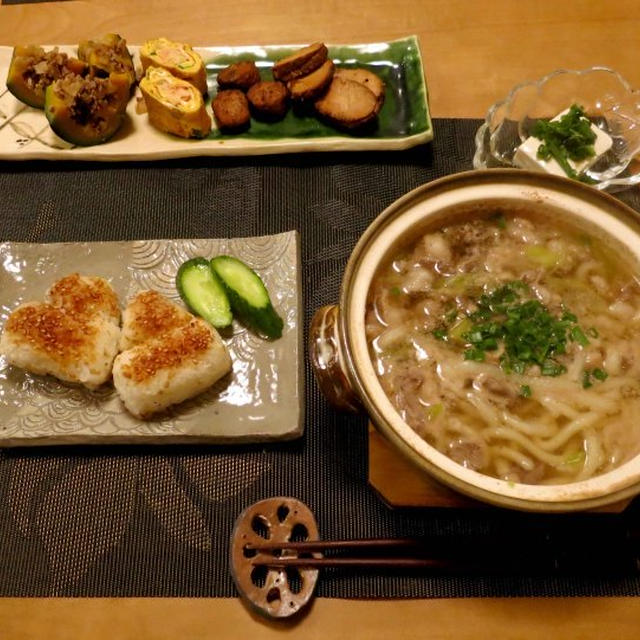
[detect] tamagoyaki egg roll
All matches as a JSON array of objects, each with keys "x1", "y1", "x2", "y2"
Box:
[{"x1": 139, "y1": 66, "x2": 211, "y2": 138}]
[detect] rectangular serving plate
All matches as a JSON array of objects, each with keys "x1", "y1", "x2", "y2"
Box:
[
  {"x1": 0, "y1": 35, "x2": 432, "y2": 161},
  {"x1": 0, "y1": 232, "x2": 303, "y2": 446}
]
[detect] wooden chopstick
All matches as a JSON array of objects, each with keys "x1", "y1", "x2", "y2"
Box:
[
  {"x1": 248, "y1": 538, "x2": 447, "y2": 570},
  {"x1": 245, "y1": 538, "x2": 422, "y2": 553},
  {"x1": 246, "y1": 534, "x2": 640, "y2": 573},
  {"x1": 251, "y1": 556, "x2": 448, "y2": 569}
]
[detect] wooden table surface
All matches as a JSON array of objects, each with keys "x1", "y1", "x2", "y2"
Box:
[
  {"x1": 1, "y1": 0, "x2": 639, "y2": 118},
  {"x1": 1, "y1": 1, "x2": 639, "y2": 637}
]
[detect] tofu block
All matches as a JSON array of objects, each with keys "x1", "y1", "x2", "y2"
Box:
[{"x1": 513, "y1": 109, "x2": 613, "y2": 178}]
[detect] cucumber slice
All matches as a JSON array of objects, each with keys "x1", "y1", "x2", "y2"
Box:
[
  {"x1": 176, "y1": 257, "x2": 232, "y2": 328},
  {"x1": 210, "y1": 256, "x2": 284, "y2": 339}
]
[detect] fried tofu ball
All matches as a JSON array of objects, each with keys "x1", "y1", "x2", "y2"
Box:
[
  {"x1": 247, "y1": 81, "x2": 289, "y2": 120},
  {"x1": 212, "y1": 89, "x2": 251, "y2": 131},
  {"x1": 217, "y1": 60, "x2": 261, "y2": 91}
]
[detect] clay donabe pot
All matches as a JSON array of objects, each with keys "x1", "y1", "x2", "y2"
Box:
[{"x1": 310, "y1": 169, "x2": 640, "y2": 512}]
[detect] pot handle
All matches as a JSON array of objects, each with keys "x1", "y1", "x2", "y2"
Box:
[{"x1": 309, "y1": 305, "x2": 364, "y2": 413}]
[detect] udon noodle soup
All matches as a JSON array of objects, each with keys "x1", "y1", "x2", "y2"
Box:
[{"x1": 365, "y1": 206, "x2": 640, "y2": 485}]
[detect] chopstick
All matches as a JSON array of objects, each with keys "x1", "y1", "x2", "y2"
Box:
[
  {"x1": 246, "y1": 538, "x2": 422, "y2": 553},
  {"x1": 252, "y1": 556, "x2": 447, "y2": 569},
  {"x1": 246, "y1": 535, "x2": 640, "y2": 573},
  {"x1": 247, "y1": 538, "x2": 450, "y2": 570}
]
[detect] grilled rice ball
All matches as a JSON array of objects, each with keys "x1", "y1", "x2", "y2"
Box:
[
  {"x1": 112, "y1": 317, "x2": 232, "y2": 419},
  {"x1": 247, "y1": 81, "x2": 289, "y2": 119},
  {"x1": 119, "y1": 289, "x2": 193, "y2": 352},
  {"x1": 1, "y1": 303, "x2": 120, "y2": 390},
  {"x1": 217, "y1": 60, "x2": 261, "y2": 91},
  {"x1": 212, "y1": 89, "x2": 251, "y2": 131},
  {"x1": 47, "y1": 273, "x2": 121, "y2": 325},
  {"x1": 0, "y1": 274, "x2": 121, "y2": 390}
]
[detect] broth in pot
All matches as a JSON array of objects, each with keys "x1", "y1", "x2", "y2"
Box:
[{"x1": 366, "y1": 207, "x2": 640, "y2": 485}]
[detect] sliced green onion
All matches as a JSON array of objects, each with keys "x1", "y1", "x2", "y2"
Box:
[
  {"x1": 490, "y1": 213, "x2": 506, "y2": 229},
  {"x1": 464, "y1": 347, "x2": 485, "y2": 362},
  {"x1": 565, "y1": 451, "x2": 586, "y2": 465},
  {"x1": 593, "y1": 368, "x2": 608, "y2": 381},
  {"x1": 570, "y1": 326, "x2": 590, "y2": 347},
  {"x1": 427, "y1": 403, "x2": 444, "y2": 420}
]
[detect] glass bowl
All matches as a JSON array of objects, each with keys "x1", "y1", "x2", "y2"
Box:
[{"x1": 473, "y1": 67, "x2": 640, "y2": 192}]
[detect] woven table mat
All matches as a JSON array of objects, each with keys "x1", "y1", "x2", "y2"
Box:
[{"x1": 0, "y1": 118, "x2": 639, "y2": 598}]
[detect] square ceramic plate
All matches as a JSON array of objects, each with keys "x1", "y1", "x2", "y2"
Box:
[
  {"x1": 0, "y1": 232, "x2": 303, "y2": 446},
  {"x1": 0, "y1": 36, "x2": 432, "y2": 160}
]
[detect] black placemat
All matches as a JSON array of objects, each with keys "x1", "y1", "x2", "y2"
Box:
[{"x1": 1, "y1": 118, "x2": 639, "y2": 598}]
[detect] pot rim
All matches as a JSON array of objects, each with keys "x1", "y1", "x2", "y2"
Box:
[{"x1": 338, "y1": 169, "x2": 640, "y2": 512}]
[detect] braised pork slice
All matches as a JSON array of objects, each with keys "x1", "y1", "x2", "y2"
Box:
[
  {"x1": 334, "y1": 67, "x2": 385, "y2": 105},
  {"x1": 314, "y1": 77, "x2": 381, "y2": 129},
  {"x1": 272, "y1": 42, "x2": 328, "y2": 83},
  {"x1": 288, "y1": 59, "x2": 334, "y2": 101}
]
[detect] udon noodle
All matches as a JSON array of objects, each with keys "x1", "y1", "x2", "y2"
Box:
[{"x1": 365, "y1": 208, "x2": 640, "y2": 484}]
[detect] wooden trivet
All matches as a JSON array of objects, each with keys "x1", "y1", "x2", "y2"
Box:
[{"x1": 367, "y1": 424, "x2": 632, "y2": 513}]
